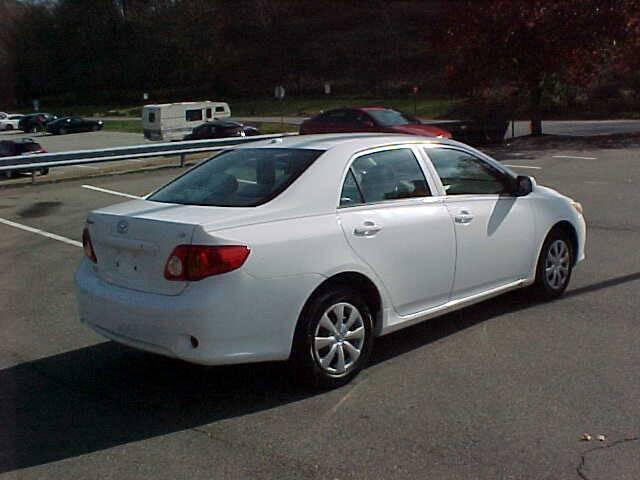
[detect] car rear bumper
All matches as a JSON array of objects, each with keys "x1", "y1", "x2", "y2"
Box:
[{"x1": 75, "y1": 259, "x2": 321, "y2": 365}]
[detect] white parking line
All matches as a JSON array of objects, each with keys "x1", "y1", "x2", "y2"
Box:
[
  {"x1": 552, "y1": 155, "x2": 597, "y2": 160},
  {"x1": 75, "y1": 165, "x2": 99, "y2": 169},
  {"x1": 504, "y1": 164, "x2": 542, "y2": 170},
  {"x1": 0, "y1": 217, "x2": 82, "y2": 248},
  {"x1": 81, "y1": 185, "x2": 142, "y2": 199}
]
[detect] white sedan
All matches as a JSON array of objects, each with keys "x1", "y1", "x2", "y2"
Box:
[
  {"x1": 0, "y1": 114, "x2": 24, "y2": 131},
  {"x1": 76, "y1": 134, "x2": 586, "y2": 388}
]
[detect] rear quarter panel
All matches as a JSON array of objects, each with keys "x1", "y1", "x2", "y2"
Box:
[{"x1": 194, "y1": 213, "x2": 391, "y2": 343}]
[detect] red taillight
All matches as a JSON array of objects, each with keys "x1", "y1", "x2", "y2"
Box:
[
  {"x1": 82, "y1": 227, "x2": 97, "y2": 263},
  {"x1": 164, "y1": 245, "x2": 250, "y2": 281}
]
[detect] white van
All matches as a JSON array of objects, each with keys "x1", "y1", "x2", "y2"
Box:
[{"x1": 142, "y1": 101, "x2": 231, "y2": 141}]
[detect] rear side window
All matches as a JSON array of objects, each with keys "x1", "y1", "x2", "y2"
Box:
[
  {"x1": 186, "y1": 109, "x2": 203, "y2": 122},
  {"x1": 215, "y1": 106, "x2": 226, "y2": 113},
  {"x1": 343, "y1": 148, "x2": 431, "y2": 205},
  {"x1": 148, "y1": 148, "x2": 323, "y2": 207}
]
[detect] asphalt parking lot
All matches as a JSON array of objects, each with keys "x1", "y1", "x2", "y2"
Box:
[{"x1": 1, "y1": 138, "x2": 639, "y2": 479}]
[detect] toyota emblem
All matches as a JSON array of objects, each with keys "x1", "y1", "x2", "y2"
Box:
[{"x1": 117, "y1": 219, "x2": 129, "y2": 234}]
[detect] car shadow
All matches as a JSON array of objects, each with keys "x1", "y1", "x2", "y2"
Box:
[{"x1": 2, "y1": 271, "x2": 639, "y2": 473}]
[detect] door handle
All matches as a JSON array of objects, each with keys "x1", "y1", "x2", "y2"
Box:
[
  {"x1": 354, "y1": 221, "x2": 382, "y2": 236},
  {"x1": 454, "y1": 210, "x2": 474, "y2": 224}
]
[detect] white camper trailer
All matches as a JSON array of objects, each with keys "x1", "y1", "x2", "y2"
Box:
[{"x1": 142, "y1": 101, "x2": 231, "y2": 141}]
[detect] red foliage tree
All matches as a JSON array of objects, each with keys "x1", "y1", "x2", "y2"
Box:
[{"x1": 438, "y1": 0, "x2": 629, "y2": 134}]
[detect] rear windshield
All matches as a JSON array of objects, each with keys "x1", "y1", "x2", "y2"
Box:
[{"x1": 148, "y1": 148, "x2": 323, "y2": 207}]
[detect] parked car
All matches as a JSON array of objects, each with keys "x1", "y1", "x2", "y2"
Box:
[
  {"x1": 0, "y1": 114, "x2": 24, "y2": 131},
  {"x1": 300, "y1": 107, "x2": 452, "y2": 138},
  {"x1": 76, "y1": 134, "x2": 585, "y2": 388},
  {"x1": 46, "y1": 116, "x2": 103, "y2": 135},
  {"x1": 0, "y1": 138, "x2": 49, "y2": 178},
  {"x1": 0, "y1": 112, "x2": 8, "y2": 120},
  {"x1": 18, "y1": 113, "x2": 58, "y2": 133},
  {"x1": 183, "y1": 120, "x2": 260, "y2": 140}
]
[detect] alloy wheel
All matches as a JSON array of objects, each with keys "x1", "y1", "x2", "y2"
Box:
[
  {"x1": 313, "y1": 302, "x2": 366, "y2": 376},
  {"x1": 545, "y1": 239, "x2": 570, "y2": 290}
]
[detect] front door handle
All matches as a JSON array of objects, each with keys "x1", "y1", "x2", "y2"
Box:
[
  {"x1": 454, "y1": 210, "x2": 474, "y2": 224},
  {"x1": 354, "y1": 221, "x2": 382, "y2": 236}
]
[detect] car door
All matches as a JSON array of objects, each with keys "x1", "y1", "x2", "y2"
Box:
[
  {"x1": 422, "y1": 146, "x2": 536, "y2": 299},
  {"x1": 67, "y1": 117, "x2": 82, "y2": 132},
  {"x1": 337, "y1": 146, "x2": 456, "y2": 316}
]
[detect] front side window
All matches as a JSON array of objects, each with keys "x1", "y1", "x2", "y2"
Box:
[
  {"x1": 343, "y1": 148, "x2": 431, "y2": 205},
  {"x1": 148, "y1": 148, "x2": 323, "y2": 207},
  {"x1": 425, "y1": 148, "x2": 511, "y2": 195},
  {"x1": 186, "y1": 109, "x2": 203, "y2": 122}
]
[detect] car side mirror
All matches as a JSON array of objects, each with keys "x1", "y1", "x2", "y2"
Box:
[{"x1": 514, "y1": 175, "x2": 533, "y2": 196}]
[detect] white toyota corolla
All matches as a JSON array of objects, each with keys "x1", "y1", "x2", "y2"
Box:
[{"x1": 76, "y1": 134, "x2": 586, "y2": 388}]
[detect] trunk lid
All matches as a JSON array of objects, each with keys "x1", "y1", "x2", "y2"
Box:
[{"x1": 87, "y1": 200, "x2": 205, "y2": 296}]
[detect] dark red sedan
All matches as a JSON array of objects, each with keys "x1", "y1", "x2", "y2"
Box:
[
  {"x1": 299, "y1": 107, "x2": 451, "y2": 138},
  {"x1": 0, "y1": 138, "x2": 49, "y2": 178}
]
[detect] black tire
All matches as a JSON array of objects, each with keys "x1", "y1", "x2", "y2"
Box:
[
  {"x1": 92, "y1": 124, "x2": 100, "y2": 131},
  {"x1": 5, "y1": 124, "x2": 13, "y2": 131},
  {"x1": 59, "y1": 127, "x2": 67, "y2": 135},
  {"x1": 40, "y1": 168, "x2": 49, "y2": 176},
  {"x1": 531, "y1": 228, "x2": 574, "y2": 300},
  {"x1": 291, "y1": 286, "x2": 374, "y2": 389}
]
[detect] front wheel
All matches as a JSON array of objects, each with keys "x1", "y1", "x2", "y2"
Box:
[
  {"x1": 532, "y1": 230, "x2": 573, "y2": 300},
  {"x1": 58, "y1": 127, "x2": 67, "y2": 135},
  {"x1": 291, "y1": 287, "x2": 374, "y2": 389}
]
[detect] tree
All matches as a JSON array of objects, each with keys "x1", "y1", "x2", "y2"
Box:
[{"x1": 438, "y1": 0, "x2": 627, "y2": 135}]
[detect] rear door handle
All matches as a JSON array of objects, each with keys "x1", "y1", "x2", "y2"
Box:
[
  {"x1": 354, "y1": 221, "x2": 382, "y2": 236},
  {"x1": 454, "y1": 210, "x2": 474, "y2": 224}
]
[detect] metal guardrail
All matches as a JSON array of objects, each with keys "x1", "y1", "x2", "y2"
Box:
[{"x1": 0, "y1": 133, "x2": 297, "y2": 176}]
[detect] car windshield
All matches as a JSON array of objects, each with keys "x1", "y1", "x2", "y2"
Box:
[
  {"x1": 20, "y1": 142, "x2": 42, "y2": 153},
  {"x1": 366, "y1": 109, "x2": 418, "y2": 127},
  {"x1": 148, "y1": 148, "x2": 323, "y2": 207}
]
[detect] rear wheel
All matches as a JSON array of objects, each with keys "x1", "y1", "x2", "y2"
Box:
[
  {"x1": 59, "y1": 127, "x2": 67, "y2": 135},
  {"x1": 92, "y1": 124, "x2": 99, "y2": 131},
  {"x1": 5, "y1": 124, "x2": 13, "y2": 131},
  {"x1": 40, "y1": 168, "x2": 49, "y2": 176},
  {"x1": 291, "y1": 287, "x2": 374, "y2": 389},
  {"x1": 532, "y1": 229, "x2": 573, "y2": 300}
]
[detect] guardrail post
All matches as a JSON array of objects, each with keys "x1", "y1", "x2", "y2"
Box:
[
  {"x1": 31, "y1": 171, "x2": 36, "y2": 185},
  {"x1": 180, "y1": 154, "x2": 186, "y2": 167}
]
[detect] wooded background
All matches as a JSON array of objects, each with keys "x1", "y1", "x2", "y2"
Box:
[{"x1": 2, "y1": 0, "x2": 640, "y2": 122}]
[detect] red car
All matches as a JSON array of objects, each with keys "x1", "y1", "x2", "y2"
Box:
[
  {"x1": 299, "y1": 107, "x2": 451, "y2": 138},
  {"x1": 0, "y1": 138, "x2": 49, "y2": 178}
]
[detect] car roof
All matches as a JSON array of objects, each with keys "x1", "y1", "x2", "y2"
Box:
[
  {"x1": 1, "y1": 138, "x2": 39, "y2": 145},
  {"x1": 237, "y1": 133, "x2": 461, "y2": 152}
]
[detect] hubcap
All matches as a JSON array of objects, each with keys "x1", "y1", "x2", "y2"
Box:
[
  {"x1": 313, "y1": 302, "x2": 365, "y2": 376},
  {"x1": 545, "y1": 239, "x2": 570, "y2": 290}
]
